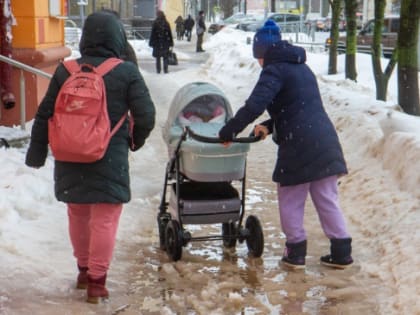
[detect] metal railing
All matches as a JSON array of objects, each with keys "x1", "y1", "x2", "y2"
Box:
[
  {"x1": 124, "y1": 26, "x2": 151, "y2": 40},
  {"x1": 0, "y1": 54, "x2": 52, "y2": 130}
]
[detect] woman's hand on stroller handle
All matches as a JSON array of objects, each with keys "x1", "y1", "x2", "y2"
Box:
[{"x1": 184, "y1": 126, "x2": 262, "y2": 143}]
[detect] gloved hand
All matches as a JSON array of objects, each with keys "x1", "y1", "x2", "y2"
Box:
[
  {"x1": 129, "y1": 137, "x2": 145, "y2": 152},
  {"x1": 218, "y1": 124, "x2": 236, "y2": 142}
]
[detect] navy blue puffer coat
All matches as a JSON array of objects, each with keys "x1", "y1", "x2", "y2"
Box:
[
  {"x1": 25, "y1": 12, "x2": 156, "y2": 203},
  {"x1": 219, "y1": 41, "x2": 347, "y2": 186}
]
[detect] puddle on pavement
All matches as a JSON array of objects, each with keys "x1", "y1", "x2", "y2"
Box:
[{"x1": 124, "y1": 224, "x2": 348, "y2": 315}]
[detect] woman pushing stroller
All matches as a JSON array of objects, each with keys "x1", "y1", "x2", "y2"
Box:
[{"x1": 219, "y1": 20, "x2": 353, "y2": 270}]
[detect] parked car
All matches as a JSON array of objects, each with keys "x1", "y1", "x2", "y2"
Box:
[
  {"x1": 237, "y1": 12, "x2": 301, "y2": 33},
  {"x1": 208, "y1": 13, "x2": 261, "y2": 34},
  {"x1": 64, "y1": 19, "x2": 82, "y2": 48},
  {"x1": 325, "y1": 16, "x2": 400, "y2": 58},
  {"x1": 322, "y1": 17, "x2": 346, "y2": 32},
  {"x1": 305, "y1": 17, "x2": 329, "y2": 32}
]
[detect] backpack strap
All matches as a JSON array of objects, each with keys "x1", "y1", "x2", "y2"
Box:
[
  {"x1": 110, "y1": 113, "x2": 128, "y2": 137},
  {"x1": 62, "y1": 60, "x2": 81, "y2": 74},
  {"x1": 96, "y1": 58, "x2": 123, "y2": 76},
  {"x1": 100, "y1": 57, "x2": 125, "y2": 135},
  {"x1": 62, "y1": 58, "x2": 123, "y2": 76}
]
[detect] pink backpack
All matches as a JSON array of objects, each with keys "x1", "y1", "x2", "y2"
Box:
[{"x1": 48, "y1": 58, "x2": 125, "y2": 163}]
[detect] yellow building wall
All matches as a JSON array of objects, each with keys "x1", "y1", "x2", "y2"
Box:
[
  {"x1": 12, "y1": 0, "x2": 66, "y2": 49},
  {"x1": 0, "y1": 0, "x2": 70, "y2": 127},
  {"x1": 162, "y1": 0, "x2": 184, "y2": 30}
]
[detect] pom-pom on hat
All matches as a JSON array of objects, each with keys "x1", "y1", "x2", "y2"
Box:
[{"x1": 253, "y1": 19, "x2": 282, "y2": 59}]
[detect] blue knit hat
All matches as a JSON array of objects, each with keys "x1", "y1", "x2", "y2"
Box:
[{"x1": 253, "y1": 19, "x2": 282, "y2": 58}]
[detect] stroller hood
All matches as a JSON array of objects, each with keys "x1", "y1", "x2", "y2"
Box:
[{"x1": 162, "y1": 82, "x2": 234, "y2": 143}]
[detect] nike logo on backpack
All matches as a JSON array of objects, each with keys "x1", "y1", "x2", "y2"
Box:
[{"x1": 66, "y1": 100, "x2": 86, "y2": 112}]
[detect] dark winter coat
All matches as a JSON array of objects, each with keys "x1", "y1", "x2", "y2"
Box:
[
  {"x1": 184, "y1": 16, "x2": 195, "y2": 31},
  {"x1": 175, "y1": 16, "x2": 185, "y2": 34},
  {"x1": 219, "y1": 41, "x2": 347, "y2": 186},
  {"x1": 149, "y1": 17, "x2": 174, "y2": 58},
  {"x1": 196, "y1": 14, "x2": 206, "y2": 35},
  {"x1": 25, "y1": 12, "x2": 156, "y2": 203}
]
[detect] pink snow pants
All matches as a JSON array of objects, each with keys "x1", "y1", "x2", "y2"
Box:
[
  {"x1": 67, "y1": 203, "x2": 123, "y2": 279},
  {"x1": 277, "y1": 176, "x2": 350, "y2": 244}
]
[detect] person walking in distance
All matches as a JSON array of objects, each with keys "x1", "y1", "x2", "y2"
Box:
[
  {"x1": 149, "y1": 10, "x2": 174, "y2": 73},
  {"x1": 196, "y1": 10, "x2": 206, "y2": 52},
  {"x1": 25, "y1": 12, "x2": 156, "y2": 303},
  {"x1": 184, "y1": 14, "x2": 195, "y2": 42},
  {"x1": 218, "y1": 20, "x2": 353, "y2": 270},
  {"x1": 175, "y1": 15, "x2": 185, "y2": 40}
]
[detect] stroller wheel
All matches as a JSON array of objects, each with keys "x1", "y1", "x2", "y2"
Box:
[
  {"x1": 245, "y1": 215, "x2": 264, "y2": 258},
  {"x1": 222, "y1": 222, "x2": 237, "y2": 248},
  {"x1": 165, "y1": 220, "x2": 183, "y2": 261},
  {"x1": 157, "y1": 213, "x2": 171, "y2": 250}
]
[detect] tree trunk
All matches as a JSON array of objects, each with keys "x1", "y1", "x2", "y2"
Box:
[
  {"x1": 398, "y1": 0, "x2": 420, "y2": 115},
  {"x1": 220, "y1": 0, "x2": 235, "y2": 18},
  {"x1": 344, "y1": 0, "x2": 358, "y2": 81},
  {"x1": 271, "y1": 0, "x2": 275, "y2": 12},
  {"x1": 372, "y1": 0, "x2": 389, "y2": 101},
  {"x1": 327, "y1": 0, "x2": 342, "y2": 75}
]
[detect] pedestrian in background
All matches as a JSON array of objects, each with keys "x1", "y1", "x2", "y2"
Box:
[
  {"x1": 149, "y1": 10, "x2": 174, "y2": 73},
  {"x1": 218, "y1": 20, "x2": 353, "y2": 270},
  {"x1": 175, "y1": 15, "x2": 185, "y2": 40},
  {"x1": 184, "y1": 14, "x2": 195, "y2": 42},
  {"x1": 25, "y1": 11, "x2": 156, "y2": 303},
  {"x1": 196, "y1": 10, "x2": 206, "y2": 52}
]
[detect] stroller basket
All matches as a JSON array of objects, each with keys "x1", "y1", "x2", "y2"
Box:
[{"x1": 169, "y1": 182, "x2": 241, "y2": 224}]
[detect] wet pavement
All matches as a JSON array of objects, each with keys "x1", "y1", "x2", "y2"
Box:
[
  {"x1": 116, "y1": 140, "x2": 381, "y2": 315},
  {"x1": 118, "y1": 38, "x2": 383, "y2": 314},
  {"x1": 0, "y1": 35, "x2": 385, "y2": 315}
]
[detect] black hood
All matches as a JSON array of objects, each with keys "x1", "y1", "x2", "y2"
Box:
[
  {"x1": 264, "y1": 40, "x2": 307, "y2": 66},
  {"x1": 79, "y1": 12, "x2": 125, "y2": 58}
]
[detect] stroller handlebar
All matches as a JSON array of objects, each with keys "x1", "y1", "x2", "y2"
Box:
[{"x1": 185, "y1": 126, "x2": 262, "y2": 143}]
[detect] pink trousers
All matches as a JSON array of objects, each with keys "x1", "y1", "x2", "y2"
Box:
[{"x1": 67, "y1": 203, "x2": 123, "y2": 279}]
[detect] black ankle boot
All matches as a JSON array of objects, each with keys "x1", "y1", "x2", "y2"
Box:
[
  {"x1": 321, "y1": 238, "x2": 353, "y2": 269},
  {"x1": 282, "y1": 240, "x2": 307, "y2": 269}
]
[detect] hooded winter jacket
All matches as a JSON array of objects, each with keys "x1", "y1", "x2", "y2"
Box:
[
  {"x1": 219, "y1": 40, "x2": 347, "y2": 186},
  {"x1": 25, "y1": 12, "x2": 156, "y2": 203}
]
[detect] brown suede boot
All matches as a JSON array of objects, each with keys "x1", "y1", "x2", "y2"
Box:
[
  {"x1": 76, "y1": 265, "x2": 88, "y2": 289},
  {"x1": 87, "y1": 274, "x2": 109, "y2": 304}
]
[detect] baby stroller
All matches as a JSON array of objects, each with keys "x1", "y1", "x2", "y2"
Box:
[{"x1": 158, "y1": 82, "x2": 264, "y2": 261}]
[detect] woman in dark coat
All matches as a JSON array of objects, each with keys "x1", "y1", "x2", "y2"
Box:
[
  {"x1": 219, "y1": 20, "x2": 353, "y2": 270},
  {"x1": 25, "y1": 12, "x2": 155, "y2": 303},
  {"x1": 149, "y1": 10, "x2": 174, "y2": 73},
  {"x1": 174, "y1": 15, "x2": 185, "y2": 40}
]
